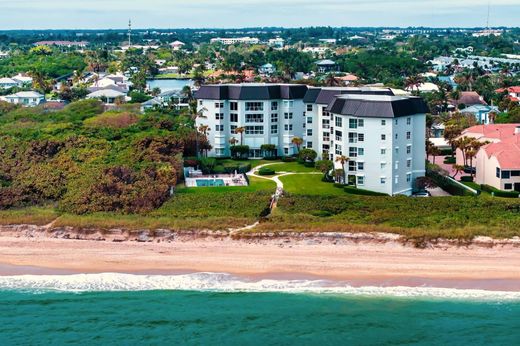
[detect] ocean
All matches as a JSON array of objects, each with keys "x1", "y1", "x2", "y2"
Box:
[{"x1": 0, "y1": 273, "x2": 519, "y2": 345}]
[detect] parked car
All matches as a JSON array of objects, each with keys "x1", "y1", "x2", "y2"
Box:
[{"x1": 463, "y1": 166, "x2": 476, "y2": 175}]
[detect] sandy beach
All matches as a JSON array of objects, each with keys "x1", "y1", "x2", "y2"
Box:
[{"x1": 0, "y1": 235, "x2": 519, "y2": 291}]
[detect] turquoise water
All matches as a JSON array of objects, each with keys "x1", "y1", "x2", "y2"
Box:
[{"x1": 1, "y1": 289, "x2": 519, "y2": 345}]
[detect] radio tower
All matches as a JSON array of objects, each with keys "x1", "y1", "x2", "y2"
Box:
[
  {"x1": 486, "y1": 1, "x2": 490, "y2": 30},
  {"x1": 128, "y1": 19, "x2": 132, "y2": 47}
]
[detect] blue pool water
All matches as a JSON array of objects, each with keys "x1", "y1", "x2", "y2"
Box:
[
  {"x1": 196, "y1": 179, "x2": 225, "y2": 187},
  {"x1": 0, "y1": 273, "x2": 519, "y2": 345}
]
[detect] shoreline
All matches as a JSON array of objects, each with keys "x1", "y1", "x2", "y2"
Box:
[{"x1": 1, "y1": 226, "x2": 520, "y2": 292}]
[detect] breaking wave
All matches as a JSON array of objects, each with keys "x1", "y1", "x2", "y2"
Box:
[{"x1": 0, "y1": 272, "x2": 519, "y2": 301}]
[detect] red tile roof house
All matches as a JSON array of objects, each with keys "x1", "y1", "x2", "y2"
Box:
[
  {"x1": 456, "y1": 124, "x2": 520, "y2": 192},
  {"x1": 496, "y1": 86, "x2": 520, "y2": 103}
]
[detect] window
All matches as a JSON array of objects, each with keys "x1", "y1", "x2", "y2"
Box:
[
  {"x1": 271, "y1": 125, "x2": 278, "y2": 134},
  {"x1": 502, "y1": 170, "x2": 511, "y2": 179},
  {"x1": 381, "y1": 162, "x2": 387, "y2": 169},
  {"x1": 381, "y1": 149, "x2": 387, "y2": 155},
  {"x1": 407, "y1": 159, "x2": 412, "y2": 168},
  {"x1": 245, "y1": 126, "x2": 264, "y2": 135},
  {"x1": 284, "y1": 148, "x2": 289, "y2": 155},
  {"x1": 395, "y1": 161, "x2": 399, "y2": 170},
  {"x1": 199, "y1": 100, "x2": 203, "y2": 106},
  {"x1": 512, "y1": 171, "x2": 520, "y2": 177},
  {"x1": 348, "y1": 161, "x2": 357, "y2": 172},
  {"x1": 271, "y1": 114, "x2": 278, "y2": 123},
  {"x1": 245, "y1": 102, "x2": 263, "y2": 111},
  {"x1": 230, "y1": 102, "x2": 238, "y2": 111},
  {"x1": 406, "y1": 131, "x2": 411, "y2": 140},
  {"x1": 381, "y1": 177, "x2": 387, "y2": 184},
  {"x1": 348, "y1": 132, "x2": 357, "y2": 143},
  {"x1": 230, "y1": 113, "x2": 238, "y2": 122},
  {"x1": 395, "y1": 133, "x2": 398, "y2": 140},
  {"x1": 336, "y1": 130, "x2": 343, "y2": 141},
  {"x1": 216, "y1": 148, "x2": 225, "y2": 156},
  {"x1": 381, "y1": 134, "x2": 386, "y2": 141},
  {"x1": 284, "y1": 112, "x2": 293, "y2": 120},
  {"x1": 357, "y1": 162, "x2": 364, "y2": 171},
  {"x1": 215, "y1": 102, "x2": 224, "y2": 108},
  {"x1": 349, "y1": 147, "x2": 358, "y2": 157},
  {"x1": 246, "y1": 114, "x2": 264, "y2": 123},
  {"x1": 358, "y1": 133, "x2": 365, "y2": 142},
  {"x1": 307, "y1": 104, "x2": 313, "y2": 112},
  {"x1": 271, "y1": 102, "x2": 278, "y2": 111},
  {"x1": 307, "y1": 129, "x2": 313, "y2": 136},
  {"x1": 336, "y1": 117, "x2": 343, "y2": 127},
  {"x1": 358, "y1": 119, "x2": 364, "y2": 128},
  {"x1": 349, "y1": 119, "x2": 357, "y2": 129},
  {"x1": 215, "y1": 124, "x2": 224, "y2": 132},
  {"x1": 395, "y1": 119, "x2": 398, "y2": 125},
  {"x1": 307, "y1": 117, "x2": 313, "y2": 124},
  {"x1": 335, "y1": 144, "x2": 342, "y2": 155},
  {"x1": 395, "y1": 176, "x2": 399, "y2": 185},
  {"x1": 307, "y1": 141, "x2": 313, "y2": 148},
  {"x1": 215, "y1": 113, "x2": 224, "y2": 120},
  {"x1": 407, "y1": 145, "x2": 412, "y2": 154},
  {"x1": 322, "y1": 119, "x2": 330, "y2": 129},
  {"x1": 283, "y1": 100, "x2": 294, "y2": 108},
  {"x1": 357, "y1": 176, "x2": 364, "y2": 186},
  {"x1": 230, "y1": 125, "x2": 237, "y2": 132},
  {"x1": 358, "y1": 148, "x2": 365, "y2": 156},
  {"x1": 406, "y1": 173, "x2": 412, "y2": 182},
  {"x1": 496, "y1": 167, "x2": 501, "y2": 178},
  {"x1": 381, "y1": 120, "x2": 386, "y2": 126},
  {"x1": 395, "y1": 147, "x2": 399, "y2": 154},
  {"x1": 505, "y1": 183, "x2": 513, "y2": 190},
  {"x1": 323, "y1": 133, "x2": 330, "y2": 142},
  {"x1": 284, "y1": 124, "x2": 293, "y2": 131},
  {"x1": 407, "y1": 117, "x2": 411, "y2": 125}
]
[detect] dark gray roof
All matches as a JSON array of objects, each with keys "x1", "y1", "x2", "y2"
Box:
[
  {"x1": 195, "y1": 84, "x2": 308, "y2": 100},
  {"x1": 326, "y1": 95, "x2": 429, "y2": 118},
  {"x1": 303, "y1": 87, "x2": 395, "y2": 104}
]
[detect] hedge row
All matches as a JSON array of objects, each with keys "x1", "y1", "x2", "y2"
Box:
[
  {"x1": 427, "y1": 170, "x2": 474, "y2": 196},
  {"x1": 258, "y1": 167, "x2": 276, "y2": 176},
  {"x1": 344, "y1": 186, "x2": 388, "y2": 196},
  {"x1": 481, "y1": 184, "x2": 520, "y2": 198},
  {"x1": 444, "y1": 157, "x2": 456, "y2": 164}
]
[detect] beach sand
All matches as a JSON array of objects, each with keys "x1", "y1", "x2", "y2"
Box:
[{"x1": 0, "y1": 236, "x2": 519, "y2": 291}]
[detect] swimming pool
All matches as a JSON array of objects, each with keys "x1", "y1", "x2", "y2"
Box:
[{"x1": 195, "y1": 179, "x2": 225, "y2": 187}]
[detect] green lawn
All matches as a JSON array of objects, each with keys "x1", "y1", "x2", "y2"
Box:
[
  {"x1": 279, "y1": 174, "x2": 345, "y2": 196},
  {"x1": 263, "y1": 161, "x2": 318, "y2": 173}
]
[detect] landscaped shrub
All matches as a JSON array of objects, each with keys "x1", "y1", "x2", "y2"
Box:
[
  {"x1": 199, "y1": 157, "x2": 217, "y2": 174},
  {"x1": 344, "y1": 186, "x2": 388, "y2": 196},
  {"x1": 333, "y1": 183, "x2": 346, "y2": 189},
  {"x1": 427, "y1": 170, "x2": 473, "y2": 196},
  {"x1": 213, "y1": 165, "x2": 226, "y2": 174},
  {"x1": 322, "y1": 173, "x2": 334, "y2": 183},
  {"x1": 440, "y1": 149, "x2": 454, "y2": 156},
  {"x1": 315, "y1": 160, "x2": 333, "y2": 173},
  {"x1": 282, "y1": 156, "x2": 296, "y2": 162},
  {"x1": 183, "y1": 157, "x2": 199, "y2": 167},
  {"x1": 258, "y1": 167, "x2": 275, "y2": 176},
  {"x1": 303, "y1": 161, "x2": 316, "y2": 168},
  {"x1": 444, "y1": 157, "x2": 456, "y2": 164},
  {"x1": 230, "y1": 145, "x2": 249, "y2": 159},
  {"x1": 460, "y1": 176, "x2": 474, "y2": 182},
  {"x1": 481, "y1": 184, "x2": 520, "y2": 198},
  {"x1": 238, "y1": 163, "x2": 252, "y2": 174},
  {"x1": 298, "y1": 148, "x2": 318, "y2": 162}
]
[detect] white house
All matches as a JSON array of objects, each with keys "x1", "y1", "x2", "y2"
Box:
[
  {"x1": 326, "y1": 94, "x2": 428, "y2": 196},
  {"x1": 210, "y1": 37, "x2": 259, "y2": 45},
  {"x1": 2, "y1": 91, "x2": 45, "y2": 106},
  {"x1": 258, "y1": 63, "x2": 276, "y2": 76},
  {"x1": 268, "y1": 38, "x2": 285, "y2": 48},
  {"x1": 0, "y1": 78, "x2": 19, "y2": 90},
  {"x1": 86, "y1": 89, "x2": 128, "y2": 104},
  {"x1": 170, "y1": 41, "x2": 185, "y2": 51}
]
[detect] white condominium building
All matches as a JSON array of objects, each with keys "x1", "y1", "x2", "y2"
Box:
[
  {"x1": 195, "y1": 84, "x2": 308, "y2": 158},
  {"x1": 210, "y1": 37, "x2": 260, "y2": 45},
  {"x1": 326, "y1": 94, "x2": 428, "y2": 196},
  {"x1": 195, "y1": 84, "x2": 428, "y2": 195}
]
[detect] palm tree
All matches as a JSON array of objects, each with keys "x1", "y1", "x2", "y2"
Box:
[
  {"x1": 325, "y1": 73, "x2": 340, "y2": 87},
  {"x1": 291, "y1": 137, "x2": 303, "y2": 153},
  {"x1": 229, "y1": 137, "x2": 238, "y2": 146},
  {"x1": 235, "y1": 127, "x2": 245, "y2": 145},
  {"x1": 197, "y1": 124, "x2": 210, "y2": 157},
  {"x1": 405, "y1": 75, "x2": 424, "y2": 93},
  {"x1": 335, "y1": 155, "x2": 349, "y2": 184},
  {"x1": 443, "y1": 125, "x2": 463, "y2": 157},
  {"x1": 452, "y1": 164, "x2": 465, "y2": 179}
]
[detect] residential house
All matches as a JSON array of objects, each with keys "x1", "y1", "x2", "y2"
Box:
[
  {"x1": 405, "y1": 82, "x2": 439, "y2": 93},
  {"x1": 268, "y1": 38, "x2": 285, "y2": 48},
  {"x1": 460, "y1": 104, "x2": 499, "y2": 125},
  {"x1": 210, "y1": 37, "x2": 259, "y2": 45},
  {"x1": 315, "y1": 60, "x2": 338, "y2": 74},
  {"x1": 497, "y1": 86, "x2": 520, "y2": 103},
  {"x1": 1, "y1": 91, "x2": 45, "y2": 106},
  {"x1": 457, "y1": 124, "x2": 520, "y2": 192},
  {"x1": 450, "y1": 91, "x2": 487, "y2": 109},
  {"x1": 0, "y1": 78, "x2": 20, "y2": 90},
  {"x1": 170, "y1": 41, "x2": 185, "y2": 51},
  {"x1": 258, "y1": 63, "x2": 276, "y2": 76},
  {"x1": 86, "y1": 89, "x2": 129, "y2": 105}
]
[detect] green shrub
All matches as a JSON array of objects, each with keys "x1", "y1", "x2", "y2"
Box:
[
  {"x1": 440, "y1": 149, "x2": 454, "y2": 156},
  {"x1": 333, "y1": 183, "x2": 346, "y2": 189},
  {"x1": 213, "y1": 165, "x2": 225, "y2": 174},
  {"x1": 230, "y1": 145, "x2": 249, "y2": 159},
  {"x1": 427, "y1": 170, "x2": 473, "y2": 196},
  {"x1": 444, "y1": 157, "x2": 456, "y2": 164},
  {"x1": 282, "y1": 156, "x2": 296, "y2": 162},
  {"x1": 258, "y1": 167, "x2": 276, "y2": 176},
  {"x1": 303, "y1": 161, "x2": 316, "y2": 168},
  {"x1": 238, "y1": 164, "x2": 252, "y2": 174},
  {"x1": 482, "y1": 184, "x2": 520, "y2": 198},
  {"x1": 298, "y1": 148, "x2": 317, "y2": 162},
  {"x1": 460, "y1": 176, "x2": 474, "y2": 182},
  {"x1": 344, "y1": 186, "x2": 388, "y2": 196}
]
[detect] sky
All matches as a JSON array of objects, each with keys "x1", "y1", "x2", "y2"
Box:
[{"x1": 0, "y1": 0, "x2": 518, "y2": 30}]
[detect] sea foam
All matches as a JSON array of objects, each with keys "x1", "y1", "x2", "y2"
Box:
[{"x1": 0, "y1": 272, "x2": 519, "y2": 301}]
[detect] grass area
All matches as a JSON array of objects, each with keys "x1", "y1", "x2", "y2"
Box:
[
  {"x1": 262, "y1": 161, "x2": 317, "y2": 173},
  {"x1": 0, "y1": 206, "x2": 60, "y2": 226},
  {"x1": 280, "y1": 174, "x2": 345, "y2": 196},
  {"x1": 256, "y1": 194, "x2": 520, "y2": 241}
]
